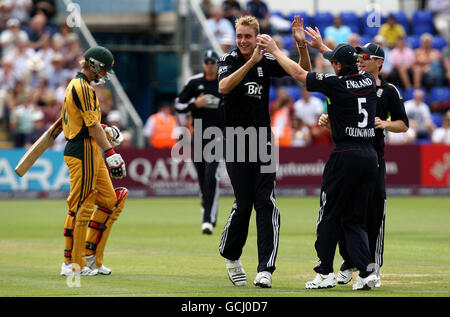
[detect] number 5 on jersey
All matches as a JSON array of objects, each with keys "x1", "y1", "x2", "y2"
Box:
[{"x1": 358, "y1": 97, "x2": 368, "y2": 128}]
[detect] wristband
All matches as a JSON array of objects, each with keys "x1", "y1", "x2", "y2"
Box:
[
  {"x1": 297, "y1": 43, "x2": 306, "y2": 49},
  {"x1": 104, "y1": 148, "x2": 116, "y2": 157}
]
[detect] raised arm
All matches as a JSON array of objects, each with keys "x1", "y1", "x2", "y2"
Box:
[
  {"x1": 257, "y1": 34, "x2": 308, "y2": 83},
  {"x1": 292, "y1": 16, "x2": 312, "y2": 72},
  {"x1": 304, "y1": 26, "x2": 332, "y2": 54}
]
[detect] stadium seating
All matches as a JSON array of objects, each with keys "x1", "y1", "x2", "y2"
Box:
[
  {"x1": 340, "y1": 11, "x2": 360, "y2": 34},
  {"x1": 311, "y1": 92, "x2": 327, "y2": 101},
  {"x1": 430, "y1": 87, "x2": 450, "y2": 104},
  {"x1": 281, "y1": 34, "x2": 294, "y2": 50},
  {"x1": 432, "y1": 35, "x2": 448, "y2": 50},
  {"x1": 431, "y1": 113, "x2": 443, "y2": 128},
  {"x1": 312, "y1": 11, "x2": 334, "y2": 35},
  {"x1": 404, "y1": 88, "x2": 427, "y2": 103},
  {"x1": 288, "y1": 11, "x2": 310, "y2": 26},
  {"x1": 412, "y1": 10, "x2": 434, "y2": 35},
  {"x1": 285, "y1": 86, "x2": 301, "y2": 101},
  {"x1": 269, "y1": 86, "x2": 277, "y2": 103},
  {"x1": 406, "y1": 35, "x2": 421, "y2": 49}
]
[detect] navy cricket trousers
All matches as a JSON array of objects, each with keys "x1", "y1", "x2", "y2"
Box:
[{"x1": 314, "y1": 148, "x2": 378, "y2": 278}]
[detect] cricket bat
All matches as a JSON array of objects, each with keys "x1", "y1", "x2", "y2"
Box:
[{"x1": 15, "y1": 117, "x2": 63, "y2": 177}]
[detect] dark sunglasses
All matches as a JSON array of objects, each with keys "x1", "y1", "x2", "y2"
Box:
[{"x1": 204, "y1": 59, "x2": 217, "y2": 65}]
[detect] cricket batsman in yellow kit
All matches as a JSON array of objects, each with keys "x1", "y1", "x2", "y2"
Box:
[{"x1": 60, "y1": 46, "x2": 128, "y2": 276}]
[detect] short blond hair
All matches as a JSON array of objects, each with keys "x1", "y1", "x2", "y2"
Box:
[{"x1": 235, "y1": 15, "x2": 260, "y2": 36}]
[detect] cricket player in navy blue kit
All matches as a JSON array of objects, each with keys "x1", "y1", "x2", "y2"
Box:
[
  {"x1": 258, "y1": 28, "x2": 380, "y2": 290},
  {"x1": 331, "y1": 43, "x2": 409, "y2": 287},
  {"x1": 175, "y1": 50, "x2": 224, "y2": 235},
  {"x1": 218, "y1": 16, "x2": 311, "y2": 288}
]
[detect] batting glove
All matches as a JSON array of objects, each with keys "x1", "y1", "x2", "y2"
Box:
[
  {"x1": 103, "y1": 125, "x2": 123, "y2": 148},
  {"x1": 104, "y1": 148, "x2": 126, "y2": 179}
]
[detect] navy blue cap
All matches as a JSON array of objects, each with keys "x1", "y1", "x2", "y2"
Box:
[
  {"x1": 356, "y1": 43, "x2": 385, "y2": 59},
  {"x1": 323, "y1": 44, "x2": 358, "y2": 65},
  {"x1": 203, "y1": 50, "x2": 218, "y2": 62}
]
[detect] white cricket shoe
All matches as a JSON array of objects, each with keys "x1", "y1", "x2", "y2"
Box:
[
  {"x1": 202, "y1": 222, "x2": 213, "y2": 235},
  {"x1": 352, "y1": 273, "x2": 379, "y2": 290},
  {"x1": 86, "y1": 254, "x2": 111, "y2": 275},
  {"x1": 60, "y1": 262, "x2": 73, "y2": 276},
  {"x1": 375, "y1": 273, "x2": 381, "y2": 287},
  {"x1": 226, "y1": 259, "x2": 247, "y2": 286},
  {"x1": 254, "y1": 271, "x2": 272, "y2": 288},
  {"x1": 61, "y1": 263, "x2": 98, "y2": 276},
  {"x1": 337, "y1": 267, "x2": 357, "y2": 284},
  {"x1": 305, "y1": 273, "x2": 337, "y2": 289}
]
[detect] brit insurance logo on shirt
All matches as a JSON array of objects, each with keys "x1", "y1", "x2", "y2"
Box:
[{"x1": 244, "y1": 82, "x2": 263, "y2": 99}]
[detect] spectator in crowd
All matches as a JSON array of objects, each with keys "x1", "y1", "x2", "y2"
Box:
[
  {"x1": 291, "y1": 117, "x2": 311, "y2": 147},
  {"x1": 429, "y1": 0, "x2": 450, "y2": 38},
  {"x1": 107, "y1": 109, "x2": 133, "y2": 149},
  {"x1": 386, "y1": 120, "x2": 418, "y2": 145},
  {"x1": 95, "y1": 86, "x2": 114, "y2": 123},
  {"x1": 40, "y1": 91, "x2": 59, "y2": 128},
  {"x1": 443, "y1": 40, "x2": 450, "y2": 84},
  {"x1": 220, "y1": 33, "x2": 235, "y2": 53},
  {"x1": 61, "y1": 32, "x2": 83, "y2": 71},
  {"x1": 30, "y1": 0, "x2": 56, "y2": 20},
  {"x1": 25, "y1": 108, "x2": 45, "y2": 146},
  {"x1": 390, "y1": 37, "x2": 415, "y2": 89},
  {"x1": 25, "y1": 12, "x2": 53, "y2": 50},
  {"x1": 143, "y1": 103, "x2": 178, "y2": 149},
  {"x1": 373, "y1": 34, "x2": 393, "y2": 78},
  {"x1": 378, "y1": 14, "x2": 406, "y2": 48},
  {"x1": 205, "y1": 6, "x2": 235, "y2": 46},
  {"x1": 272, "y1": 95, "x2": 293, "y2": 147},
  {"x1": 9, "y1": 0, "x2": 32, "y2": 24},
  {"x1": 269, "y1": 86, "x2": 293, "y2": 117},
  {"x1": 432, "y1": 111, "x2": 450, "y2": 144},
  {"x1": 245, "y1": 0, "x2": 271, "y2": 34},
  {"x1": 412, "y1": 33, "x2": 444, "y2": 88},
  {"x1": 0, "y1": 56, "x2": 17, "y2": 91},
  {"x1": 34, "y1": 32, "x2": 54, "y2": 65},
  {"x1": 10, "y1": 94, "x2": 36, "y2": 147},
  {"x1": 0, "y1": 18, "x2": 29, "y2": 58},
  {"x1": 293, "y1": 86, "x2": 324, "y2": 127},
  {"x1": 46, "y1": 53, "x2": 72, "y2": 89},
  {"x1": 314, "y1": 37, "x2": 336, "y2": 74},
  {"x1": 324, "y1": 15, "x2": 352, "y2": 45},
  {"x1": 23, "y1": 55, "x2": 44, "y2": 89},
  {"x1": 347, "y1": 33, "x2": 361, "y2": 48},
  {"x1": 404, "y1": 89, "x2": 435, "y2": 141},
  {"x1": 310, "y1": 116, "x2": 332, "y2": 145},
  {"x1": 201, "y1": 0, "x2": 214, "y2": 18},
  {"x1": 222, "y1": 0, "x2": 242, "y2": 25},
  {"x1": 107, "y1": 110, "x2": 123, "y2": 129},
  {"x1": 0, "y1": 1, "x2": 10, "y2": 30}
]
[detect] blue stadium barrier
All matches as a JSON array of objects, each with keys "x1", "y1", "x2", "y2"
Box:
[
  {"x1": 311, "y1": 92, "x2": 327, "y2": 101},
  {"x1": 360, "y1": 35, "x2": 373, "y2": 45}
]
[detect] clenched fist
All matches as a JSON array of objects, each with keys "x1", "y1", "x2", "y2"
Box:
[{"x1": 104, "y1": 148, "x2": 126, "y2": 179}]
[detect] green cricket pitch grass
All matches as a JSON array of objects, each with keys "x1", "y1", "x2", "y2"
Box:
[{"x1": 0, "y1": 196, "x2": 449, "y2": 297}]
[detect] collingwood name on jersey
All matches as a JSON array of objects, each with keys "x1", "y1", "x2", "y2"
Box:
[{"x1": 345, "y1": 126, "x2": 375, "y2": 138}]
